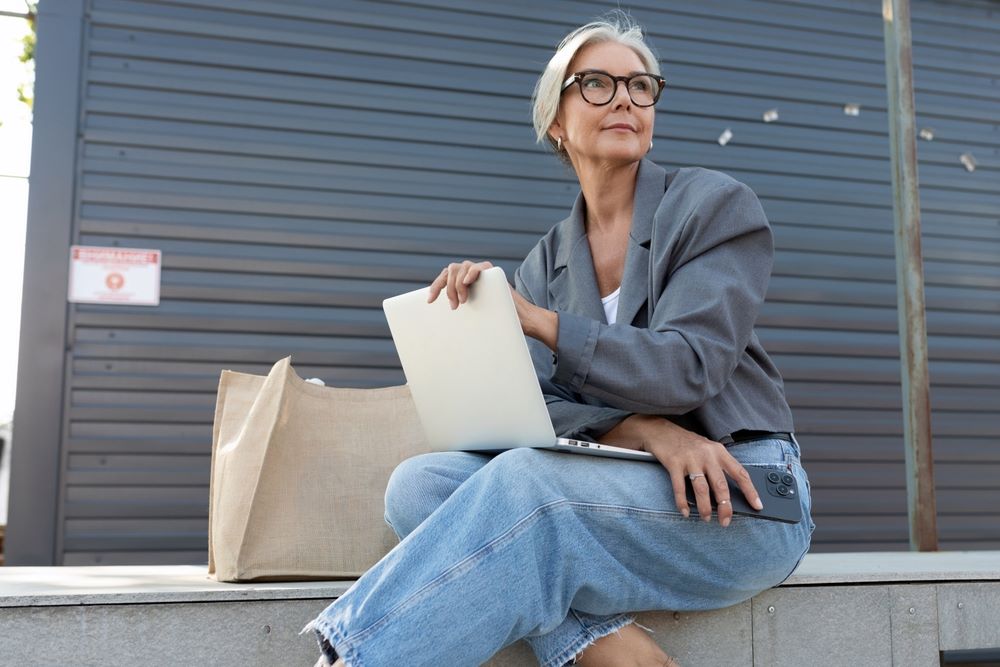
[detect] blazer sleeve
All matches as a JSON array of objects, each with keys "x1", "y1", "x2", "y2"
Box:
[
  {"x1": 552, "y1": 181, "x2": 774, "y2": 414},
  {"x1": 513, "y1": 244, "x2": 634, "y2": 441}
]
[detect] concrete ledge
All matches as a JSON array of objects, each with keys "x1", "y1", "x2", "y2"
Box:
[
  {"x1": 0, "y1": 552, "x2": 997, "y2": 666},
  {"x1": 778, "y1": 550, "x2": 1000, "y2": 585}
]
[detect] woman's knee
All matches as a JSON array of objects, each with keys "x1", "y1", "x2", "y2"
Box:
[
  {"x1": 383, "y1": 448, "x2": 565, "y2": 536},
  {"x1": 383, "y1": 451, "x2": 485, "y2": 537},
  {"x1": 480, "y1": 447, "x2": 571, "y2": 501}
]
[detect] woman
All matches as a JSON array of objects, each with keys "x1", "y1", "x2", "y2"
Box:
[{"x1": 303, "y1": 13, "x2": 815, "y2": 667}]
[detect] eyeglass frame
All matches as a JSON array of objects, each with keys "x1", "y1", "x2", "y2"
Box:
[{"x1": 560, "y1": 69, "x2": 666, "y2": 107}]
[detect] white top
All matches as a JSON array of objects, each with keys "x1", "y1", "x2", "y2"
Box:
[{"x1": 601, "y1": 285, "x2": 621, "y2": 324}]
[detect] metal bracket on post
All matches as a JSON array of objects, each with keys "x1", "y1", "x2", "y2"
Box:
[{"x1": 882, "y1": 0, "x2": 938, "y2": 551}]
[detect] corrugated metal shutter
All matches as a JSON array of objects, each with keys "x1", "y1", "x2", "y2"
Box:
[
  {"x1": 58, "y1": 0, "x2": 998, "y2": 564},
  {"x1": 902, "y1": 0, "x2": 1000, "y2": 551}
]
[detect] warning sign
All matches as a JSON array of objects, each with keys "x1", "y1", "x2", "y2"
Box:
[{"x1": 68, "y1": 246, "x2": 161, "y2": 306}]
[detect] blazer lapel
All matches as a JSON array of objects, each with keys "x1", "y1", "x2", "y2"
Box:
[
  {"x1": 548, "y1": 158, "x2": 670, "y2": 325},
  {"x1": 615, "y1": 157, "x2": 669, "y2": 326},
  {"x1": 548, "y1": 192, "x2": 606, "y2": 322}
]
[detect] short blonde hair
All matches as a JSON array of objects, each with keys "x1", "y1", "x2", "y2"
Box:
[{"x1": 531, "y1": 10, "x2": 662, "y2": 166}]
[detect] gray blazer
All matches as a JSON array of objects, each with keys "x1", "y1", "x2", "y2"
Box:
[{"x1": 513, "y1": 157, "x2": 795, "y2": 443}]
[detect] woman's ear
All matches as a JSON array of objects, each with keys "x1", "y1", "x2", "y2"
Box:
[{"x1": 547, "y1": 114, "x2": 563, "y2": 143}]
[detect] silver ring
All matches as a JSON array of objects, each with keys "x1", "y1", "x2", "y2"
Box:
[
  {"x1": 688, "y1": 473, "x2": 706, "y2": 480},
  {"x1": 718, "y1": 499, "x2": 730, "y2": 505}
]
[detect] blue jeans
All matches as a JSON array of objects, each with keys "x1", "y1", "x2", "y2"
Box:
[{"x1": 300, "y1": 437, "x2": 815, "y2": 666}]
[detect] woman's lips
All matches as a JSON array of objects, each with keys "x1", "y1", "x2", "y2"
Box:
[{"x1": 605, "y1": 125, "x2": 636, "y2": 132}]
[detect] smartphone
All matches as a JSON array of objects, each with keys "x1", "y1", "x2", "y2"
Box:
[{"x1": 684, "y1": 465, "x2": 802, "y2": 524}]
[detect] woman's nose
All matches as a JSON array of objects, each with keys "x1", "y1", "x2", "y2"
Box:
[{"x1": 611, "y1": 79, "x2": 632, "y2": 108}]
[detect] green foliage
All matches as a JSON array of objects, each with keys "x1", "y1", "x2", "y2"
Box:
[
  {"x1": 17, "y1": 1, "x2": 37, "y2": 110},
  {"x1": 19, "y1": 26, "x2": 34, "y2": 64}
]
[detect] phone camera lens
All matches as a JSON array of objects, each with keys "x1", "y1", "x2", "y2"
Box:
[
  {"x1": 782, "y1": 474, "x2": 794, "y2": 486},
  {"x1": 776, "y1": 485, "x2": 789, "y2": 496},
  {"x1": 767, "y1": 472, "x2": 781, "y2": 483}
]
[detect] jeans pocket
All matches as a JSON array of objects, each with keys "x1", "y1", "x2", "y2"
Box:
[
  {"x1": 726, "y1": 439, "x2": 816, "y2": 531},
  {"x1": 724, "y1": 438, "x2": 790, "y2": 467},
  {"x1": 783, "y1": 455, "x2": 816, "y2": 535}
]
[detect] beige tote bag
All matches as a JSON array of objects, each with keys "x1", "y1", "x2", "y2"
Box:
[{"x1": 207, "y1": 356, "x2": 433, "y2": 582}]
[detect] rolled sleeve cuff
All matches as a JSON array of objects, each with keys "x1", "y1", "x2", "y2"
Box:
[
  {"x1": 552, "y1": 310, "x2": 600, "y2": 393},
  {"x1": 567, "y1": 409, "x2": 633, "y2": 442}
]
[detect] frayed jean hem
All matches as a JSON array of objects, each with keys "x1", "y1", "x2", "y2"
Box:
[
  {"x1": 540, "y1": 612, "x2": 638, "y2": 667},
  {"x1": 300, "y1": 616, "x2": 352, "y2": 666}
]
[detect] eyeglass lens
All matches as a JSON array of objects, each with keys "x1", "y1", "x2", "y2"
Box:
[{"x1": 579, "y1": 73, "x2": 659, "y2": 106}]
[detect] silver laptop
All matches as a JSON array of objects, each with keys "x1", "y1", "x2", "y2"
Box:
[{"x1": 382, "y1": 266, "x2": 656, "y2": 462}]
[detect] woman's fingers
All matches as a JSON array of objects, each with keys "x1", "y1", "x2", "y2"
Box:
[
  {"x1": 427, "y1": 261, "x2": 494, "y2": 309},
  {"x1": 446, "y1": 262, "x2": 465, "y2": 309},
  {"x1": 646, "y1": 442, "x2": 692, "y2": 519},
  {"x1": 689, "y1": 473, "x2": 713, "y2": 522},
  {"x1": 705, "y1": 466, "x2": 733, "y2": 527},
  {"x1": 427, "y1": 267, "x2": 449, "y2": 303},
  {"x1": 666, "y1": 465, "x2": 691, "y2": 519},
  {"x1": 648, "y1": 437, "x2": 718, "y2": 522},
  {"x1": 687, "y1": 451, "x2": 765, "y2": 527},
  {"x1": 461, "y1": 261, "x2": 493, "y2": 295},
  {"x1": 722, "y1": 454, "x2": 764, "y2": 511},
  {"x1": 456, "y1": 261, "x2": 491, "y2": 304}
]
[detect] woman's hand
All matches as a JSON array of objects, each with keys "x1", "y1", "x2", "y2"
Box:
[
  {"x1": 600, "y1": 415, "x2": 763, "y2": 527},
  {"x1": 427, "y1": 260, "x2": 559, "y2": 349}
]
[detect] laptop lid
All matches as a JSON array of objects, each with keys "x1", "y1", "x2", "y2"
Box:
[{"x1": 382, "y1": 266, "x2": 557, "y2": 451}]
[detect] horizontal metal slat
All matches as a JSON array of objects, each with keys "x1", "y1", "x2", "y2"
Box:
[
  {"x1": 785, "y1": 380, "x2": 1000, "y2": 412},
  {"x1": 796, "y1": 434, "x2": 1000, "y2": 463},
  {"x1": 63, "y1": 517, "x2": 208, "y2": 550},
  {"x1": 808, "y1": 539, "x2": 1000, "y2": 552},
  {"x1": 808, "y1": 515, "x2": 999, "y2": 543},
  {"x1": 812, "y1": 487, "x2": 1000, "y2": 515},
  {"x1": 65, "y1": 484, "x2": 208, "y2": 519},
  {"x1": 806, "y1": 460, "x2": 1000, "y2": 488},
  {"x1": 68, "y1": 436, "x2": 213, "y2": 455},
  {"x1": 65, "y1": 468, "x2": 210, "y2": 487},
  {"x1": 70, "y1": 358, "x2": 406, "y2": 392}
]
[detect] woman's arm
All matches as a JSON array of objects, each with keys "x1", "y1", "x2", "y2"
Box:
[
  {"x1": 514, "y1": 260, "x2": 636, "y2": 442},
  {"x1": 525, "y1": 335, "x2": 634, "y2": 441},
  {"x1": 548, "y1": 182, "x2": 774, "y2": 414}
]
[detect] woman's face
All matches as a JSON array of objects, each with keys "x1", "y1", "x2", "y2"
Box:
[{"x1": 549, "y1": 41, "x2": 656, "y2": 168}]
